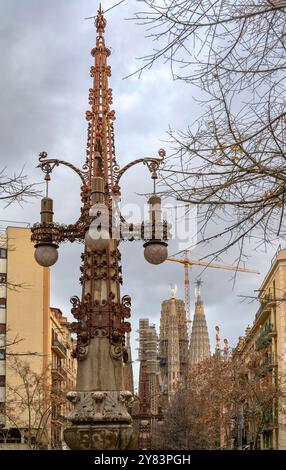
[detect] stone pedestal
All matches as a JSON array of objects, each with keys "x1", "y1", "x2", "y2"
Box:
[{"x1": 64, "y1": 390, "x2": 135, "y2": 450}]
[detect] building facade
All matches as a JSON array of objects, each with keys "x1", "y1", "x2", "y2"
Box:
[
  {"x1": 50, "y1": 307, "x2": 77, "y2": 448},
  {"x1": 159, "y1": 292, "x2": 189, "y2": 403},
  {"x1": 236, "y1": 248, "x2": 286, "y2": 450},
  {"x1": 0, "y1": 227, "x2": 76, "y2": 448},
  {"x1": 134, "y1": 319, "x2": 161, "y2": 449}
]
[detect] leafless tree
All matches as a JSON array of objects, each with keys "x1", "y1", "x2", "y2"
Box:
[
  {"x1": 152, "y1": 351, "x2": 285, "y2": 449},
  {"x1": 132, "y1": 1, "x2": 286, "y2": 261},
  {"x1": 0, "y1": 167, "x2": 40, "y2": 207},
  {"x1": 151, "y1": 388, "x2": 190, "y2": 449},
  {"x1": 0, "y1": 332, "x2": 23, "y2": 353},
  {"x1": 133, "y1": 1, "x2": 286, "y2": 88},
  {"x1": 1, "y1": 357, "x2": 66, "y2": 449},
  {"x1": 0, "y1": 167, "x2": 39, "y2": 290}
]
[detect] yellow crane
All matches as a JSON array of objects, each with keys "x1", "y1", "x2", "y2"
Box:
[{"x1": 167, "y1": 252, "x2": 260, "y2": 326}]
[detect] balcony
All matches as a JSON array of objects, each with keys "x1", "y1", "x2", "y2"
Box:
[
  {"x1": 254, "y1": 354, "x2": 278, "y2": 378},
  {"x1": 52, "y1": 366, "x2": 67, "y2": 381},
  {"x1": 262, "y1": 353, "x2": 278, "y2": 370},
  {"x1": 51, "y1": 414, "x2": 64, "y2": 425},
  {"x1": 52, "y1": 387, "x2": 66, "y2": 400},
  {"x1": 268, "y1": 353, "x2": 278, "y2": 368},
  {"x1": 256, "y1": 332, "x2": 272, "y2": 351},
  {"x1": 51, "y1": 337, "x2": 67, "y2": 358},
  {"x1": 255, "y1": 295, "x2": 275, "y2": 323},
  {"x1": 266, "y1": 323, "x2": 277, "y2": 338},
  {"x1": 262, "y1": 412, "x2": 278, "y2": 432}
]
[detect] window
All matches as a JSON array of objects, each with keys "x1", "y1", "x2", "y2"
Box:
[
  {"x1": 0, "y1": 299, "x2": 6, "y2": 309},
  {"x1": 0, "y1": 402, "x2": 5, "y2": 417},
  {"x1": 0, "y1": 249, "x2": 7, "y2": 259},
  {"x1": 0, "y1": 376, "x2": 5, "y2": 387},
  {"x1": 0, "y1": 349, "x2": 5, "y2": 360},
  {"x1": 0, "y1": 274, "x2": 6, "y2": 284},
  {"x1": 0, "y1": 324, "x2": 5, "y2": 335}
]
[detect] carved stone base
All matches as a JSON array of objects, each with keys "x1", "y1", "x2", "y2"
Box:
[
  {"x1": 63, "y1": 390, "x2": 136, "y2": 450},
  {"x1": 64, "y1": 423, "x2": 135, "y2": 450}
]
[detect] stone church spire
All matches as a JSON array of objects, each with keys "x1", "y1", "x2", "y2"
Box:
[
  {"x1": 159, "y1": 293, "x2": 189, "y2": 403},
  {"x1": 189, "y1": 279, "x2": 211, "y2": 367}
]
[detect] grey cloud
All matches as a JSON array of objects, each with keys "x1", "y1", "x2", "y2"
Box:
[{"x1": 0, "y1": 1, "x2": 280, "y2": 388}]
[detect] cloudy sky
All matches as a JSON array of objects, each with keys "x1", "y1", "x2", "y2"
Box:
[{"x1": 0, "y1": 0, "x2": 282, "y2": 388}]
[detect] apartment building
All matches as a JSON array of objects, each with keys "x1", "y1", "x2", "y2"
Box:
[
  {"x1": 0, "y1": 226, "x2": 76, "y2": 448},
  {"x1": 236, "y1": 248, "x2": 286, "y2": 449}
]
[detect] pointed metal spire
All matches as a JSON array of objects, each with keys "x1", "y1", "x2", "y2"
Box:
[
  {"x1": 85, "y1": 3, "x2": 118, "y2": 194},
  {"x1": 95, "y1": 4, "x2": 106, "y2": 36}
]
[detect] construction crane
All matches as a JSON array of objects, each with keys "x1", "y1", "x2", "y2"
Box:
[{"x1": 167, "y1": 252, "x2": 260, "y2": 328}]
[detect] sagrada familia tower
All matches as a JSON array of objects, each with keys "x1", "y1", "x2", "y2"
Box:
[
  {"x1": 159, "y1": 288, "x2": 189, "y2": 402},
  {"x1": 135, "y1": 281, "x2": 212, "y2": 447},
  {"x1": 189, "y1": 279, "x2": 211, "y2": 367},
  {"x1": 137, "y1": 281, "x2": 211, "y2": 408}
]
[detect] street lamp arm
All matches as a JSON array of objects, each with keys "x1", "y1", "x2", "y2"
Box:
[
  {"x1": 32, "y1": 150, "x2": 171, "y2": 259},
  {"x1": 31, "y1": 219, "x2": 87, "y2": 245},
  {"x1": 114, "y1": 149, "x2": 166, "y2": 187},
  {"x1": 31, "y1": 152, "x2": 91, "y2": 247},
  {"x1": 38, "y1": 151, "x2": 88, "y2": 185}
]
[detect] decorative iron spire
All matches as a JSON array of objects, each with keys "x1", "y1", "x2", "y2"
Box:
[
  {"x1": 86, "y1": 6, "x2": 118, "y2": 193},
  {"x1": 96, "y1": 3, "x2": 106, "y2": 36},
  {"x1": 32, "y1": 5, "x2": 169, "y2": 451},
  {"x1": 189, "y1": 280, "x2": 211, "y2": 367}
]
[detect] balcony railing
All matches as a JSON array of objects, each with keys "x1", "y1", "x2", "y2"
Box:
[
  {"x1": 264, "y1": 353, "x2": 278, "y2": 368},
  {"x1": 51, "y1": 338, "x2": 67, "y2": 358},
  {"x1": 255, "y1": 294, "x2": 276, "y2": 323},
  {"x1": 51, "y1": 414, "x2": 64, "y2": 425},
  {"x1": 253, "y1": 354, "x2": 278, "y2": 378},
  {"x1": 52, "y1": 366, "x2": 67, "y2": 380},
  {"x1": 265, "y1": 323, "x2": 277, "y2": 337},
  {"x1": 52, "y1": 387, "x2": 65, "y2": 399}
]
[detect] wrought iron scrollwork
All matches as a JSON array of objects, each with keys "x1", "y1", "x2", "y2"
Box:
[
  {"x1": 31, "y1": 152, "x2": 91, "y2": 246},
  {"x1": 38, "y1": 151, "x2": 88, "y2": 185},
  {"x1": 33, "y1": 149, "x2": 168, "y2": 356},
  {"x1": 113, "y1": 148, "x2": 165, "y2": 187}
]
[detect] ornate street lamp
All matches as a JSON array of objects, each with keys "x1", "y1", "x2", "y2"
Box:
[{"x1": 31, "y1": 6, "x2": 170, "y2": 450}]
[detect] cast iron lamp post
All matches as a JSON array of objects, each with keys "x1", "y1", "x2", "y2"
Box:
[{"x1": 31, "y1": 6, "x2": 170, "y2": 450}]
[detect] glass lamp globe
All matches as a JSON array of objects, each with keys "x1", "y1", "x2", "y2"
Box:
[
  {"x1": 34, "y1": 243, "x2": 58, "y2": 267},
  {"x1": 85, "y1": 228, "x2": 110, "y2": 252},
  {"x1": 144, "y1": 241, "x2": 168, "y2": 265}
]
